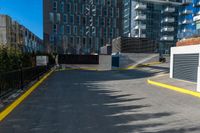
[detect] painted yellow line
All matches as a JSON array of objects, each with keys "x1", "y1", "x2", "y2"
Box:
[
  {"x1": 56, "y1": 68, "x2": 98, "y2": 71},
  {"x1": 142, "y1": 62, "x2": 162, "y2": 66},
  {"x1": 127, "y1": 62, "x2": 162, "y2": 70},
  {"x1": 147, "y1": 79, "x2": 200, "y2": 98},
  {"x1": 0, "y1": 69, "x2": 54, "y2": 122}
]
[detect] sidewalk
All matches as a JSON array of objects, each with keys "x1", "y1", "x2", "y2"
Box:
[{"x1": 148, "y1": 74, "x2": 200, "y2": 98}]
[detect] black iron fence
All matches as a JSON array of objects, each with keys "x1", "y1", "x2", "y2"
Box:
[
  {"x1": 58, "y1": 54, "x2": 99, "y2": 64},
  {"x1": 0, "y1": 66, "x2": 52, "y2": 99}
]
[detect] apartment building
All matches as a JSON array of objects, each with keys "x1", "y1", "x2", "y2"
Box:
[
  {"x1": 178, "y1": 0, "x2": 200, "y2": 40},
  {"x1": 123, "y1": 0, "x2": 181, "y2": 54},
  {"x1": 0, "y1": 15, "x2": 44, "y2": 53},
  {"x1": 44, "y1": 0, "x2": 123, "y2": 54}
]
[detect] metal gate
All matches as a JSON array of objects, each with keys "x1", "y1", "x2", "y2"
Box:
[{"x1": 173, "y1": 54, "x2": 199, "y2": 82}]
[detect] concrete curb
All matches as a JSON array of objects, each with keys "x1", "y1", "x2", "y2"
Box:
[
  {"x1": 0, "y1": 69, "x2": 54, "y2": 122},
  {"x1": 147, "y1": 79, "x2": 200, "y2": 98}
]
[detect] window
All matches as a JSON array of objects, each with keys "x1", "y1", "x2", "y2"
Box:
[
  {"x1": 53, "y1": 1, "x2": 57, "y2": 12},
  {"x1": 49, "y1": 12, "x2": 54, "y2": 22},
  {"x1": 50, "y1": 34, "x2": 54, "y2": 42},
  {"x1": 77, "y1": 16, "x2": 80, "y2": 25},
  {"x1": 74, "y1": 26, "x2": 78, "y2": 35},
  {"x1": 66, "y1": 4, "x2": 70, "y2": 12},
  {"x1": 70, "y1": 37, "x2": 73, "y2": 44},
  {"x1": 82, "y1": 17, "x2": 86, "y2": 25},
  {"x1": 83, "y1": 38, "x2": 86, "y2": 45},
  {"x1": 56, "y1": 13, "x2": 61, "y2": 23},
  {"x1": 64, "y1": 14, "x2": 67, "y2": 23},
  {"x1": 74, "y1": 4, "x2": 77, "y2": 13},
  {"x1": 76, "y1": 37, "x2": 80, "y2": 44},
  {"x1": 60, "y1": 25, "x2": 64, "y2": 34},
  {"x1": 70, "y1": 15, "x2": 74, "y2": 24},
  {"x1": 66, "y1": 26, "x2": 71, "y2": 34},
  {"x1": 60, "y1": 2, "x2": 65, "y2": 13},
  {"x1": 53, "y1": 24, "x2": 57, "y2": 33}
]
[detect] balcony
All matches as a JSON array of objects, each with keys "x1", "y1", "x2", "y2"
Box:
[
  {"x1": 194, "y1": 1, "x2": 200, "y2": 7},
  {"x1": 182, "y1": 0, "x2": 192, "y2": 5},
  {"x1": 181, "y1": 9, "x2": 192, "y2": 15},
  {"x1": 134, "y1": 15, "x2": 146, "y2": 21},
  {"x1": 135, "y1": 34, "x2": 146, "y2": 38},
  {"x1": 134, "y1": 24, "x2": 146, "y2": 29},
  {"x1": 162, "y1": 17, "x2": 175, "y2": 23},
  {"x1": 182, "y1": 19, "x2": 192, "y2": 24},
  {"x1": 161, "y1": 27, "x2": 174, "y2": 32},
  {"x1": 162, "y1": 7, "x2": 175, "y2": 13},
  {"x1": 182, "y1": 28, "x2": 192, "y2": 32},
  {"x1": 160, "y1": 36, "x2": 174, "y2": 41},
  {"x1": 193, "y1": 15, "x2": 200, "y2": 21},
  {"x1": 135, "y1": 3, "x2": 147, "y2": 10}
]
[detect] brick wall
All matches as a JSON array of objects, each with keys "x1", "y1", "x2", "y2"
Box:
[{"x1": 177, "y1": 37, "x2": 200, "y2": 46}]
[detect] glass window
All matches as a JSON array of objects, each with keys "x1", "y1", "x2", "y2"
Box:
[
  {"x1": 53, "y1": 24, "x2": 57, "y2": 33},
  {"x1": 49, "y1": 12, "x2": 54, "y2": 22},
  {"x1": 66, "y1": 26, "x2": 71, "y2": 34},
  {"x1": 70, "y1": 15, "x2": 74, "y2": 24},
  {"x1": 56, "y1": 13, "x2": 61, "y2": 23},
  {"x1": 53, "y1": 1, "x2": 57, "y2": 12},
  {"x1": 64, "y1": 14, "x2": 67, "y2": 23}
]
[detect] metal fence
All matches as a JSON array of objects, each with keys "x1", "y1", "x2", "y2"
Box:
[
  {"x1": 0, "y1": 66, "x2": 52, "y2": 99},
  {"x1": 58, "y1": 54, "x2": 99, "y2": 64}
]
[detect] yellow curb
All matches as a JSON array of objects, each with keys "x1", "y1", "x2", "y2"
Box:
[
  {"x1": 142, "y1": 62, "x2": 162, "y2": 66},
  {"x1": 147, "y1": 79, "x2": 200, "y2": 98},
  {"x1": 0, "y1": 69, "x2": 54, "y2": 122},
  {"x1": 56, "y1": 68, "x2": 98, "y2": 71}
]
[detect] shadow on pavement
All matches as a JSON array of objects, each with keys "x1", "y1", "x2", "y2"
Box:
[{"x1": 0, "y1": 69, "x2": 199, "y2": 133}]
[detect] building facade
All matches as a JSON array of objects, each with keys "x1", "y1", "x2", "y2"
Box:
[
  {"x1": 178, "y1": 0, "x2": 200, "y2": 40},
  {"x1": 123, "y1": 0, "x2": 180, "y2": 54},
  {"x1": 0, "y1": 15, "x2": 44, "y2": 53},
  {"x1": 44, "y1": 0, "x2": 123, "y2": 54}
]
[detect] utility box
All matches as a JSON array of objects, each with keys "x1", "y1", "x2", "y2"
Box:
[
  {"x1": 36, "y1": 56, "x2": 49, "y2": 66},
  {"x1": 170, "y1": 45, "x2": 200, "y2": 91}
]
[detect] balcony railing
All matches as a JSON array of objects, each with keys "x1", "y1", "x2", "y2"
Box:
[
  {"x1": 182, "y1": 0, "x2": 192, "y2": 5},
  {"x1": 160, "y1": 36, "x2": 174, "y2": 41},
  {"x1": 182, "y1": 19, "x2": 193, "y2": 24},
  {"x1": 182, "y1": 28, "x2": 192, "y2": 32},
  {"x1": 134, "y1": 14, "x2": 146, "y2": 20},
  {"x1": 134, "y1": 34, "x2": 146, "y2": 38},
  {"x1": 162, "y1": 7, "x2": 175, "y2": 13},
  {"x1": 135, "y1": 3, "x2": 147, "y2": 10},
  {"x1": 134, "y1": 24, "x2": 146, "y2": 29},
  {"x1": 194, "y1": 1, "x2": 200, "y2": 7},
  {"x1": 181, "y1": 9, "x2": 192, "y2": 15},
  {"x1": 161, "y1": 27, "x2": 175, "y2": 32},
  {"x1": 161, "y1": 17, "x2": 175, "y2": 23}
]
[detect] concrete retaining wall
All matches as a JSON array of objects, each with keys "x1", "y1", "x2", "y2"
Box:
[{"x1": 119, "y1": 53, "x2": 159, "y2": 68}]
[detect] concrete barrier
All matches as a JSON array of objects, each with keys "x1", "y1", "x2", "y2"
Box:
[{"x1": 98, "y1": 55, "x2": 112, "y2": 71}]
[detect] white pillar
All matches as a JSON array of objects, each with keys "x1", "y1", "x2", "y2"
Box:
[
  {"x1": 197, "y1": 62, "x2": 200, "y2": 92},
  {"x1": 170, "y1": 48, "x2": 174, "y2": 78}
]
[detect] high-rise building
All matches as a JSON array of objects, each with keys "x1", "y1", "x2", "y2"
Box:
[
  {"x1": 0, "y1": 15, "x2": 44, "y2": 53},
  {"x1": 44, "y1": 0, "x2": 123, "y2": 54},
  {"x1": 122, "y1": 0, "x2": 181, "y2": 54},
  {"x1": 178, "y1": 0, "x2": 200, "y2": 40}
]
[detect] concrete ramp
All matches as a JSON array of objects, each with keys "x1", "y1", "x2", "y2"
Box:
[{"x1": 119, "y1": 53, "x2": 159, "y2": 68}]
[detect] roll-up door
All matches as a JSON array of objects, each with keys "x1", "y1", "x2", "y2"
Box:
[{"x1": 173, "y1": 54, "x2": 199, "y2": 82}]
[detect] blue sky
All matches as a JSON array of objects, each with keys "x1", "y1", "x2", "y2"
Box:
[{"x1": 0, "y1": 0, "x2": 43, "y2": 39}]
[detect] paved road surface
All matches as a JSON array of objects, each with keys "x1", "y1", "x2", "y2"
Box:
[{"x1": 1, "y1": 65, "x2": 200, "y2": 133}]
